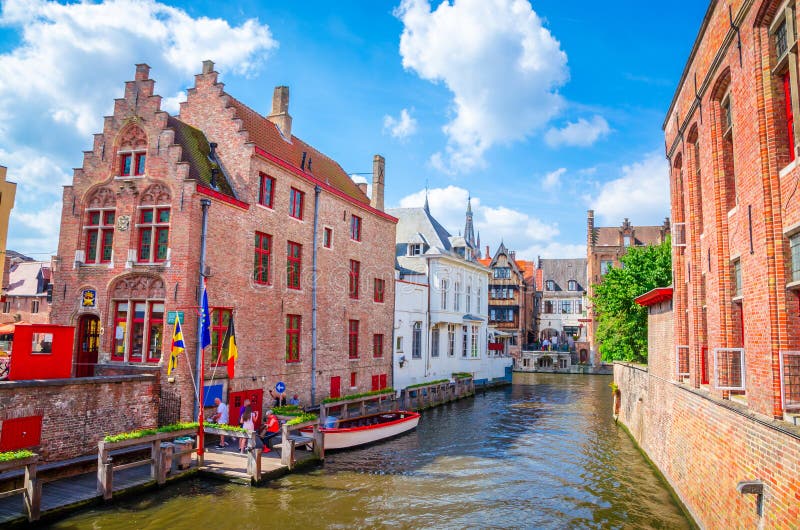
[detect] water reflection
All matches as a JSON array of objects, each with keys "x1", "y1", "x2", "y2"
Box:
[{"x1": 54, "y1": 374, "x2": 689, "y2": 529}]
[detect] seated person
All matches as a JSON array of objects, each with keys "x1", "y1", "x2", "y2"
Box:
[
  {"x1": 258, "y1": 410, "x2": 282, "y2": 451},
  {"x1": 288, "y1": 394, "x2": 300, "y2": 406}
]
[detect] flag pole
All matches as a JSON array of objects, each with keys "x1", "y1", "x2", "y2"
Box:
[{"x1": 196, "y1": 198, "x2": 211, "y2": 463}]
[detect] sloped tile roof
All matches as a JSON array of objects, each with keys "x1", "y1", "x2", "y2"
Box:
[
  {"x1": 226, "y1": 97, "x2": 369, "y2": 204},
  {"x1": 6, "y1": 262, "x2": 48, "y2": 297},
  {"x1": 594, "y1": 225, "x2": 667, "y2": 247},
  {"x1": 167, "y1": 116, "x2": 235, "y2": 197}
]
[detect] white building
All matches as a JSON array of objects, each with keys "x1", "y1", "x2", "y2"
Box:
[
  {"x1": 389, "y1": 201, "x2": 512, "y2": 390},
  {"x1": 536, "y1": 258, "x2": 590, "y2": 362}
]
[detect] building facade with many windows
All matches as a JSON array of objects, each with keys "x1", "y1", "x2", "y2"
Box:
[
  {"x1": 478, "y1": 243, "x2": 535, "y2": 357},
  {"x1": 535, "y1": 258, "x2": 589, "y2": 362},
  {"x1": 50, "y1": 63, "x2": 396, "y2": 413},
  {"x1": 389, "y1": 203, "x2": 511, "y2": 390}
]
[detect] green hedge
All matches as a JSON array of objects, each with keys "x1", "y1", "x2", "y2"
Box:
[
  {"x1": 0, "y1": 449, "x2": 34, "y2": 463},
  {"x1": 322, "y1": 387, "x2": 395, "y2": 404},
  {"x1": 272, "y1": 405, "x2": 303, "y2": 416},
  {"x1": 406, "y1": 379, "x2": 449, "y2": 389},
  {"x1": 103, "y1": 422, "x2": 203, "y2": 443},
  {"x1": 286, "y1": 413, "x2": 318, "y2": 426},
  {"x1": 452, "y1": 372, "x2": 473, "y2": 379}
]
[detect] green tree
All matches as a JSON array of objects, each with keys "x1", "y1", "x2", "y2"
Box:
[{"x1": 591, "y1": 238, "x2": 672, "y2": 363}]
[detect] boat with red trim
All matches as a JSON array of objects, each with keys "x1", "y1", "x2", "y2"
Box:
[{"x1": 307, "y1": 410, "x2": 420, "y2": 450}]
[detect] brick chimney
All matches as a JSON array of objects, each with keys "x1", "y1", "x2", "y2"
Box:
[
  {"x1": 587, "y1": 210, "x2": 595, "y2": 249},
  {"x1": 485, "y1": 245, "x2": 490, "y2": 259},
  {"x1": 267, "y1": 86, "x2": 292, "y2": 139},
  {"x1": 202, "y1": 60, "x2": 214, "y2": 74},
  {"x1": 135, "y1": 63, "x2": 150, "y2": 81},
  {"x1": 356, "y1": 182, "x2": 368, "y2": 196},
  {"x1": 371, "y1": 155, "x2": 385, "y2": 211}
]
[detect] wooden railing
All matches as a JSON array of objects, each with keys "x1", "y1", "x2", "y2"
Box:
[
  {"x1": 0, "y1": 455, "x2": 40, "y2": 522},
  {"x1": 97, "y1": 428, "x2": 197, "y2": 500},
  {"x1": 279, "y1": 419, "x2": 324, "y2": 470},
  {"x1": 399, "y1": 377, "x2": 474, "y2": 411},
  {"x1": 319, "y1": 392, "x2": 398, "y2": 420}
]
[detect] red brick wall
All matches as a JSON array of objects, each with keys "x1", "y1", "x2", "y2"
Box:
[
  {"x1": 0, "y1": 375, "x2": 158, "y2": 462},
  {"x1": 615, "y1": 362, "x2": 800, "y2": 529},
  {"x1": 665, "y1": 0, "x2": 800, "y2": 419}
]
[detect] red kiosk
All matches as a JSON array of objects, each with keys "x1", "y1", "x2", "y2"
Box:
[{"x1": 6, "y1": 324, "x2": 76, "y2": 381}]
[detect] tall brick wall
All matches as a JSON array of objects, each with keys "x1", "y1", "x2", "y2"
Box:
[
  {"x1": 615, "y1": 362, "x2": 800, "y2": 529},
  {"x1": 664, "y1": 0, "x2": 800, "y2": 419},
  {"x1": 0, "y1": 375, "x2": 158, "y2": 462}
]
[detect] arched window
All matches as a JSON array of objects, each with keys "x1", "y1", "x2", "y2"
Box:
[
  {"x1": 711, "y1": 69, "x2": 736, "y2": 212},
  {"x1": 110, "y1": 275, "x2": 165, "y2": 363},
  {"x1": 116, "y1": 125, "x2": 147, "y2": 177}
]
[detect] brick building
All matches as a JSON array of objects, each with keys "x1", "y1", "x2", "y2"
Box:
[
  {"x1": 478, "y1": 244, "x2": 534, "y2": 357},
  {"x1": 50, "y1": 63, "x2": 396, "y2": 417},
  {"x1": 0, "y1": 167, "x2": 17, "y2": 289},
  {"x1": 613, "y1": 1, "x2": 800, "y2": 527},
  {"x1": 585, "y1": 211, "x2": 670, "y2": 364}
]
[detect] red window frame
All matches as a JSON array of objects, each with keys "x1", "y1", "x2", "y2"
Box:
[
  {"x1": 112, "y1": 301, "x2": 128, "y2": 361},
  {"x1": 259, "y1": 173, "x2": 275, "y2": 208},
  {"x1": 323, "y1": 227, "x2": 333, "y2": 248},
  {"x1": 120, "y1": 152, "x2": 146, "y2": 176},
  {"x1": 373, "y1": 278, "x2": 385, "y2": 303},
  {"x1": 286, "y1": 314, "x2": 301, "y2": 363},
  {"x1": 784, "y1": 72, "x2": 795, "y2": 161},
  {"x1": 85, "y1": 209, "x2": 115, "y2": 264},
  {"x1": 129, "y1": 301, "x2": 147, "y2": 362},
  {"x1": 349, "y1": 260, "x2": 360, "y2": 299},
  {"x1": 373, "y1": 333, "x2": 383, "y2": 358},
  {"x1": 289, "y1": 187, "x2": 304, "y2": 220},
  {"x1": 350, "y1": 371, "x2": 357, "y2": 388},
  {"x1": 287, "y1": 241, "x2": 302, "y2": 290},
  {"x1": 137, "y1": 207, "x2": 170, "y2": 263},
  {"x1": 145, "y1": 301, "x2": 164, "y2": 362},
  {"x1": 210, "y1": 307, "x2": 232, "y2": 365},
  {"x1": 254, "y1": 232, "x2": 272, "y2": 285},
  {"x1": 330, "y1": 376, "x2": 341, "y2": 399},
  {"x1": 349, "y1": 319, "x2": 359, "y2": 359},
  {"x1": 350, "y1": 215, "x2": 362, "y2": 241}
]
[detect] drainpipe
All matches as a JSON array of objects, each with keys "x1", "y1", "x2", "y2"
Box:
[
  {"x1": 311, "y1": 185, "x2": 321, "y2": 405},
  {"x1": 194, "y1": 198, "x2": 211, "y2": 421}
]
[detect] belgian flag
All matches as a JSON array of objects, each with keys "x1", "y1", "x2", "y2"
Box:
[{"x1": 223, "y1": 315, "x2": 238, "y2": 379}]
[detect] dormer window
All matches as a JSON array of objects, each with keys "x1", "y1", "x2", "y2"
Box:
[
  {"x1": 409, "y1": 244, "x2": 423, "y2": 256},
  {"x1": 623, "y1": 235, "x2": 631, "y2": 247},
  {"x1": 568, "y1": 280, "x2": 577, "y2": 291},
  {"x1": 545, "y1": 280, "x2": 555, "y2": 291}
]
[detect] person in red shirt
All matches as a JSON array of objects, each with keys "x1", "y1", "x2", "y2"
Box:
[{"x1": 258, "y1": 410, "x2": 282, "y2": 452}]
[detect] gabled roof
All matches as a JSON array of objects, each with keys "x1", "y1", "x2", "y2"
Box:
[
  {"x1": 6, "y1": 262, "x2": 49, "y2": 297},
  {"x1": 226, "y1": 97, "x2": 369, "y2": 204},
  {"x1": 635, "y1": 286, "x2": 674, "y2": 307},
  {"x1": 593, "y1": 225, "x2": 667, "y2": 247},
  {"x1": 539, "y1": 258, "x2": 588, "y2": 292},
  {"x1": 387, "y1": 207, "x2": 453, "y2": 254}
]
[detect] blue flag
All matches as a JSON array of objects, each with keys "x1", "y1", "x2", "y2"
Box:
[{"x1": 200, "y1": 283, "x2": 211, "y2": 350}]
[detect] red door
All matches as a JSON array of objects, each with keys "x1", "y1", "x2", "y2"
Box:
[
  {"x1": 228, "y1": 389, "x2": 264, "y2": 429},
  {"x1": 76, "y1": 315, "x2": 100, "y2": 377},
  {"x1": 0, "y1": 416, "x2": 42, "y2": 451},
  {"x1": 330, "y1": 376, "x2": 341, "y2": 399},
  {"x1": 701, "y1": 346, "x2": 709, "y2": 385}
]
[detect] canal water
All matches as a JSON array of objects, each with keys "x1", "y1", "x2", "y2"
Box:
[{"x1": 53, "y1": 374, "x2": 690, "y2": 529}]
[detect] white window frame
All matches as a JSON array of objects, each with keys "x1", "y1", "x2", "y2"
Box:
[
  {"x1": 713, "y1": 347, "x2": 746, "y2": 391},
  {"x1": 779, "y1": 350, "x2": 800, "y2": 411},
  {"x1": 676, "y1": 345, "x2": 690, "y2": 381}
]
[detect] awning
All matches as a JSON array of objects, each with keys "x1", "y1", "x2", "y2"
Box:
[
  {"x1": 0, "y1": 322, "x2": 18, "y2": 334},
  {"x1": 462, "y1": 314, "x2": 485, "y2": 322}
]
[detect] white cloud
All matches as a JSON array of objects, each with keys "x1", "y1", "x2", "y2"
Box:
[
  {"x1": 0, "y1": 0, "x2": 277, "y2": 256},
  {"x1": 396, "y1": 185, "x2": 565, "y2": 261},
  {"x1": 590, "y1": 151, "x2": 670, "y2": 225},
  {"x1": 542, "y1": 168, "x2": 566, "y2": 191},
  {"x1": 545, "y1": 115, "x2": 611, "y2": 148},
  {"x1": 383, "y1": 108, "x2": 418, "y2": 139},
  {"x1": 8, "y1": 201, "x2": 63, "y2": 257},
  {"x1": 396, "y1": 0, "x2": 568, "y2": 173},
  {"x1": 519, "y1": 241, "x2": 586, "y2": 260}
]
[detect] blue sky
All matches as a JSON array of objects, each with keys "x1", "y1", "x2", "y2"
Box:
[{"x1": 0, "y1": 0, "x2": 708, "y2": 261}]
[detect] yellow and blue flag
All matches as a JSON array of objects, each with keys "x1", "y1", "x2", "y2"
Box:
[{"x1": 168, "y1": 318, "x2": 185, "y2": 376}]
